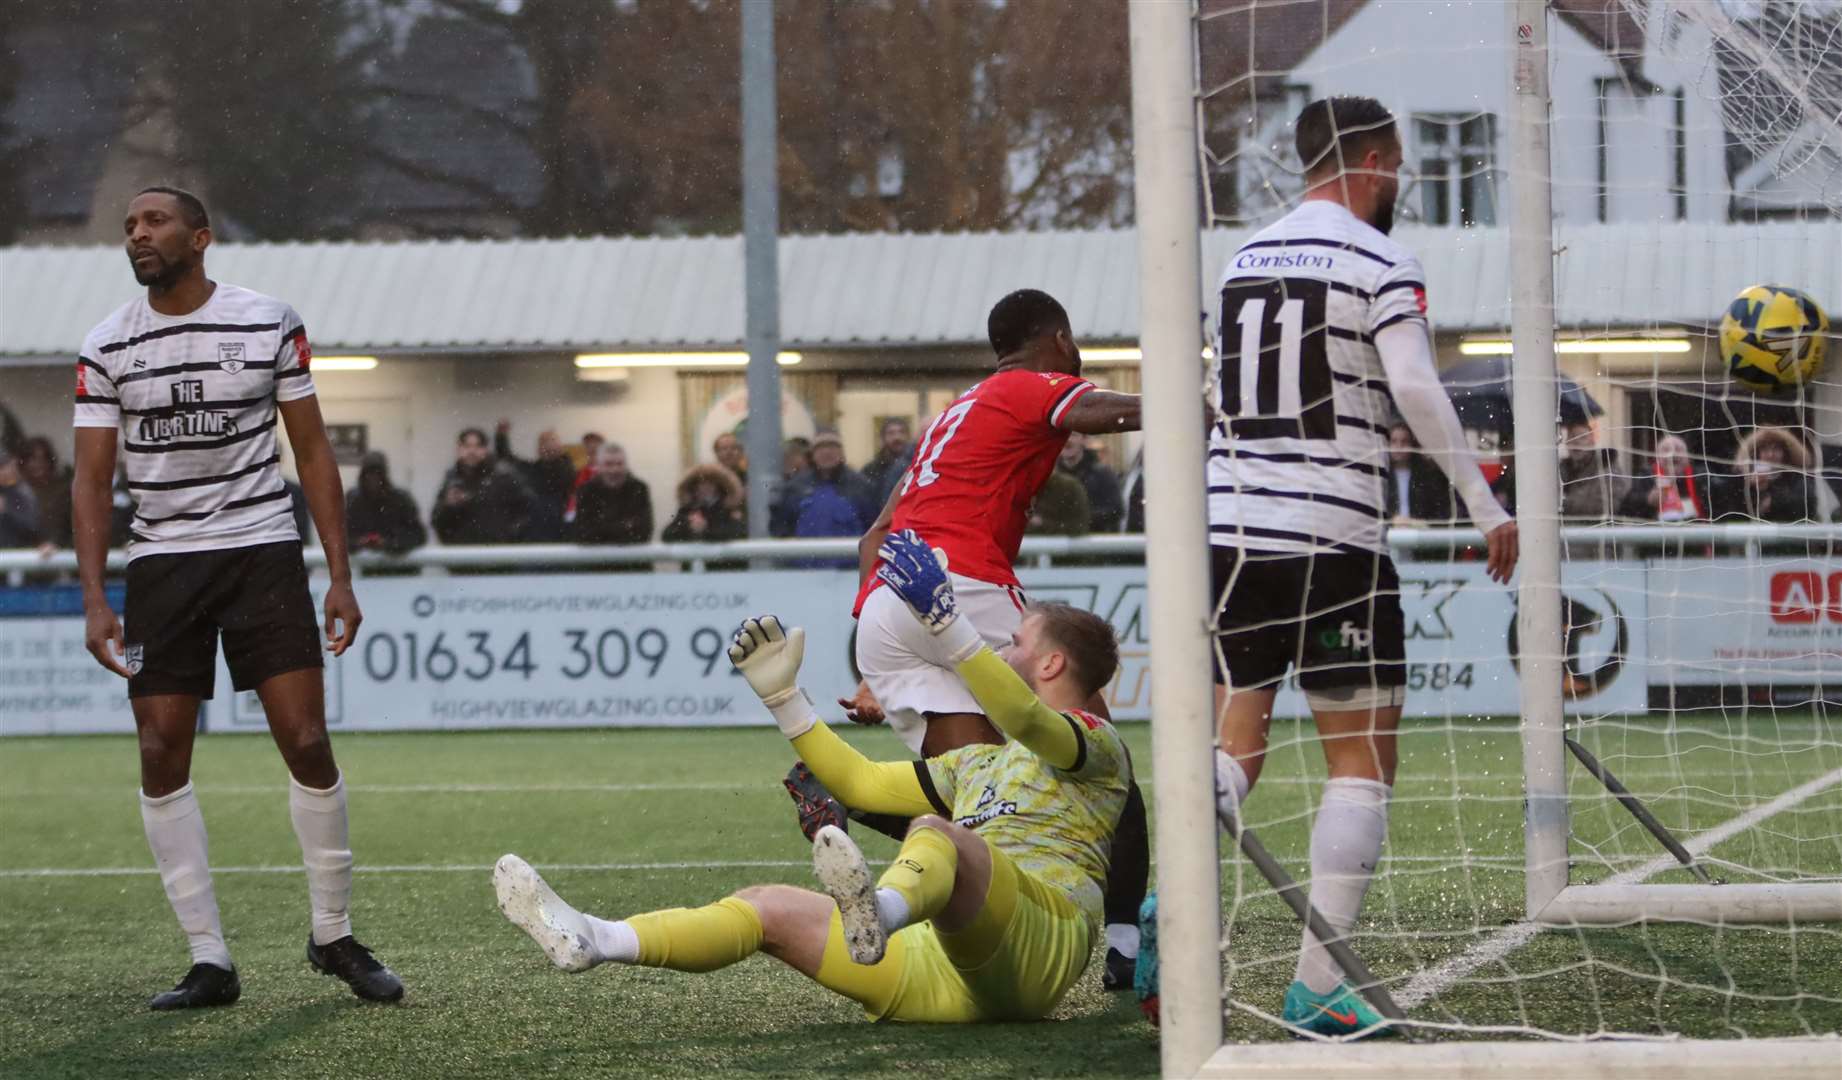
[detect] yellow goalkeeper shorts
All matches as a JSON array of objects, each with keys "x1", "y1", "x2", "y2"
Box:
[{"x1": 818, "y1": 836, "x2": 1095, "y2": 1023}]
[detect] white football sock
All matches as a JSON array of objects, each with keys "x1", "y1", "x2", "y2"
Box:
[
  {"x1": 1106, "y1": 922, "x2": 1141, "y2": 959},
  {"x1": 584, "y1": 915, "x2": 640, "y2": 963},
  {"x1": 1215, "y1": 749, "x2": 1251, "y2": 830},
  {"x1": 288, "y1": 772, "x2": 354, "y2": 946},
  {"x1": 140, "y1": 784, "x2": 232, "y2": 970},
  {"x1": 1296, "y1": 777, "x2": 1391, "y2": 994},
  {"x1": 874, "y1": 887, "x2": 911, "y2": 934}
]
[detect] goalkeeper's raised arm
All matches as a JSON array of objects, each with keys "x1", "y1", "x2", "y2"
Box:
[
  {"x1": 727, "y1": 615, "x2": 937, "y2": 817},
  {"x1": 874, "y1": 530, "x2": 1105, "y2": 771}
]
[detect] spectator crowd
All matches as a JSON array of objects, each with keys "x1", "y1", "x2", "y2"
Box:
[{"x1": 3, "y1": 394, "x2": 1837, "y2": 557}]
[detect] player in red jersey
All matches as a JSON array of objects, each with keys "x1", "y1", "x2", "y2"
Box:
[
  {"x1": 787, "y1": 289, "x2": 1151, "y2": 987},
  {"x1": 850, "y1": 290, "x2": 1138, "y2": 756}
]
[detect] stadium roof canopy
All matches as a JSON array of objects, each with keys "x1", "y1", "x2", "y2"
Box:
[{"x1": 2, "y1": 222, "x2": 1837, "y2": 362}]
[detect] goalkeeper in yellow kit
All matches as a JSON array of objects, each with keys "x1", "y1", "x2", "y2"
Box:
[{"x1": 493, "y1": 530, "x2": 1131, "y2": 1022}]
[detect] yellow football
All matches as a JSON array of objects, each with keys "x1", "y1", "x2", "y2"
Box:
[{"x1": 1719, "y1": 284, "x2": 1828, "y2": 395}]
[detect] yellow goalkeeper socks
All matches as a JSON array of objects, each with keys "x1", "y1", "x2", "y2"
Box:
[
  {"x1": 876, "y1": 825, "x2": 959, "y2": 927},
  {"x1": 624, "y1": 897, "x2": 765, "y2": 973}
]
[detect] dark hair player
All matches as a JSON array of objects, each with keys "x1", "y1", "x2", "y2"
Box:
[{"x1": 72, "y1": 187, "x2": 403, "y2": 1010}]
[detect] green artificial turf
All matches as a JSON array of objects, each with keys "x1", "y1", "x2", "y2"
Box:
[{"x1": 1, "y1": 715, "x2": 1836, "y2": 1079}]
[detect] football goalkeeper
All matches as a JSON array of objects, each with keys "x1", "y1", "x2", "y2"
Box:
[{"x1": 494, "y1": 530, "x2": 1131, "y2": 1022}]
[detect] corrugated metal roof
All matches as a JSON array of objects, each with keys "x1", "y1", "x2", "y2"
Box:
[{"x1": 3, "y1": 223, "x2": 1838, "y2": 360}]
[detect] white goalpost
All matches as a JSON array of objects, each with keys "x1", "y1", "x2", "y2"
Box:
[
  {"x1": 1129, "y1": 0, "x2": 1842, "y2": 1075},
  {"x1": 1127, "y1": 2, "x2": 1223, "y2": 1076}
]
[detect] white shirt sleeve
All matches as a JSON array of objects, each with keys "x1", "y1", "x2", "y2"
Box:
[
  {"x1": 1375, "y1": 319, "x2": 1512, "y2": 534},
  {"x1": 73, "y1": 333, "x2": 121, "y2": 430}
]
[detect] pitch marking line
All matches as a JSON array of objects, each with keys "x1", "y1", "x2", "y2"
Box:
[
  {"x1": 0, "y1": 860, "x2": 813, "y2": 879},
  {"x1": 1395, "y1": 762, "x2": 1842, "y2": 1009},
  {"x1": 0, "y1": 853, "x2": 1533, "y2": 880}
]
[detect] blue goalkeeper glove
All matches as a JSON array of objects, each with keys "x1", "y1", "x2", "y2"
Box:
[{"x1": 876, "y1": 529, "x2": 958, "y2": 633}]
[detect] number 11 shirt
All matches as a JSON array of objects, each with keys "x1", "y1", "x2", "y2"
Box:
[{"x1": 1209, "y1": 199, "x2": 1429, "y2": 556}]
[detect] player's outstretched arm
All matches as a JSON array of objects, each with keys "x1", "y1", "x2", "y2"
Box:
[
  {"x1": 728, "y1": 617, "x2": 937, "y2": 817},
  {"x1": 1374, "y1": 321, "x2": 1519, "y2": 583},
  {"x1": 1058, "y1": 389, "x2": 1141, "y2": 435},
  {"x1": 876, "y1": 531, "x2": 1083, "y2": 770}
]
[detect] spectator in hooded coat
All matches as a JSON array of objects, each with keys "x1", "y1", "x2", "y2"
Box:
[
  {"x1": 347, "y1": 451, "x2": 427, "y2": 555},
  {"x1": 662, "y1": 463, "x2": 746, "y2": 542},
  {"x1": 1716, "y1": 426, "x2": 1818, "y2": 523}
]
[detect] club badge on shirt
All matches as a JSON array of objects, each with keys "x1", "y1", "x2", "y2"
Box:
[{"x1": 218, "y1": 342, "x2": 246, "y2": 374}]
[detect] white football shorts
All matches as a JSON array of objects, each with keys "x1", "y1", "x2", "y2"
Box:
[{"x1": 855, "y1": 573, "x2": 1028, "y2": 754}]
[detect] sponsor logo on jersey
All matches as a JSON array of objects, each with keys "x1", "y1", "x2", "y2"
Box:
[
  {"x1": 1234, "y1": 250, "x2": 1334, "y2": 271},
  {"x1": 218, "y1": 342, "x2": 247, "y2": 373},
  {"x1": 123, "y1": 643, "x2": 144, "y2": 676},
  {"x1": 74, "y1": 361, "x2": 87, "y2": 394},
  {"x1": 137, "y1": 378, "x2": 239, "y2": 442},
  {"x1": 1413, "y1": 286, "x2": 1428, "y2": 314},
  {"x1": 956, "y1": 800, "x2": 1019, "y2": 830},
  {"x1": 138, "y1": 410, "x2": 239, "y2": 442},
  {"x1": 1314, "y1": 620, "x2": 1373, "y2": 656},
  {"x1": 954, "y1": 783, "x2": 1021, "y2": 829}
]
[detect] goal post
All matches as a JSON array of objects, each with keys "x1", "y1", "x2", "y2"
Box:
[
  {"x1": 1127, "y1": 1, "x2": 1223, "y2": 1076},
  {"x1": 1133, "y1": 0, "x2": 1842, "y2": 1074},
  {"x1": 1508, "y1": 0, "x2": 1573, "y2": 924}
]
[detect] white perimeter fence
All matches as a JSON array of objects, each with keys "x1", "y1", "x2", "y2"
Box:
[{"x1": 1, "y1": 522, "x2": 1836, "y2": 736}]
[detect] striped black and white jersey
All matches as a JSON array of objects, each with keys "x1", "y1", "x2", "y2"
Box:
[
  {"x1": 73, "y1": 283, "x2": 315, "y2": 560},
  {"x1": 1208, "y1": 201, "x2": 1427, "y2": 556}
]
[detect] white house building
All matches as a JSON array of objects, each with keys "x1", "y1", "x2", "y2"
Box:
[{"x1": 1217, "y1": 0, "x2": 1834, "y2": 228}]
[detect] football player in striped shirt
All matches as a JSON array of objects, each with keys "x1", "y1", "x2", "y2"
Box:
[
  {"x1": 72, "y1": 188, "x2": 403, "y2": 1009},
  {"x1": 1207, "y1": 98, "x2": 1517, "y2": 1036}
]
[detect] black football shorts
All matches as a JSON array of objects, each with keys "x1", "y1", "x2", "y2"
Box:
[
  {"x1": 123, "y1": 541, "x2": 323, "y2": 699},
  {"x1": 1209, "y1": 546, "x2": 1406, "y2": 693}
]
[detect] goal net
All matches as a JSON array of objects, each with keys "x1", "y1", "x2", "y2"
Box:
[{"x1": 1135, "y1": 0, "x2": 1842, "y2": 1072}]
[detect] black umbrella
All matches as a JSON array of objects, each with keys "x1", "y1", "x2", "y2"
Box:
[{"x1": 1438, "y1": 354, "x2": 1604, "y2": 434}]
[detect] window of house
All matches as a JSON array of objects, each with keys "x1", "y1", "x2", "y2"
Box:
[{"x1": 1414, "y1": 113, "x2": 1498, "y2": 226}]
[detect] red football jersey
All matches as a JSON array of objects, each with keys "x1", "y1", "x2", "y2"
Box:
[{"x1": 857, "y1": 368, "x2": 1094, "y2": 609}]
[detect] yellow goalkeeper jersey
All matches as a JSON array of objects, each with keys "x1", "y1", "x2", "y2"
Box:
[{"x1": 917, "y1": 709, "x2": 1129, "y2": 935}]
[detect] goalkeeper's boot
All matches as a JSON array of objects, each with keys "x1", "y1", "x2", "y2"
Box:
[
  {"x1": 784, "y1": 761, "x2": 848, "y2": 842},
  {"x1": 1101, "y1": 946, "x2": 1137, "y2": 992},
  {"x1": 494, "y1": 854, "x2": 598, "y2": 973},
  {"x1": 150, "y1": 962, "x2": 240, "y2": 1011},
  {"x1": 1281, "y1": 980, "x2": 1393, "y2": 1039},
  {"x1": 307, "y1": 935, "x2": 405, "y2": 1002},
  {"x1": 811, "y1": 825, "x2": 886, "y2": 965}
]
